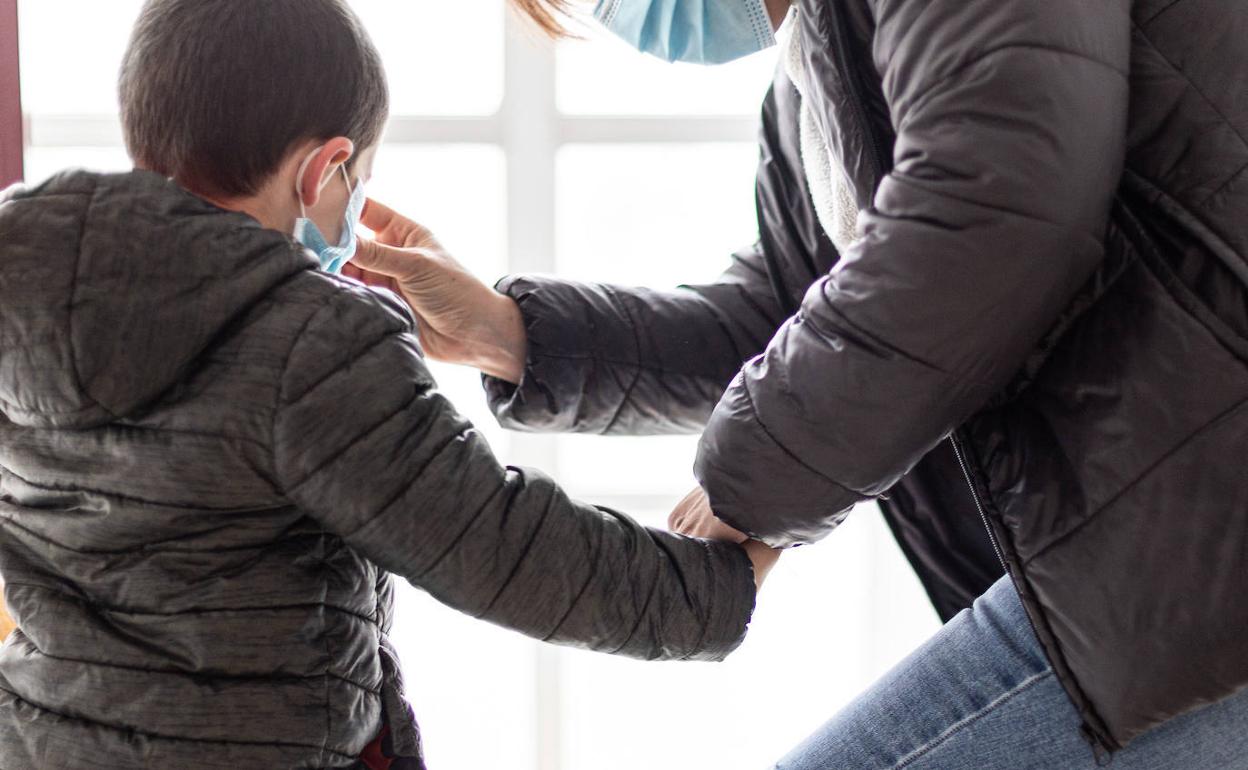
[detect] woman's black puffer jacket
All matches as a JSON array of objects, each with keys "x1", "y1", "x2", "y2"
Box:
[{"x1": 484, "y1": 0, "x2": 1248, "y2": 753}]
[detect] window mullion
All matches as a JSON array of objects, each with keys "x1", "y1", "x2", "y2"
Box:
[{"x1": 501, "y1": 9, "x2": 563, "y2": 770}]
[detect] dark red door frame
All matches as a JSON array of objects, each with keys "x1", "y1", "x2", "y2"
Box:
[{"x1": 1, "y1": 0, "x2": 23, "y2": 187}]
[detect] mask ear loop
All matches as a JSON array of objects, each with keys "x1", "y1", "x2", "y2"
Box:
[
  {"x1": 340, "y1": 163, "x2": 359, "y2": 206},
  {"x1": 294, "y1": 145, "x2": 330, "y2": 219}
]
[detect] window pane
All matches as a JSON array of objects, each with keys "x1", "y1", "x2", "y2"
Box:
[
  {"x1": 17, "y1": 0, "x2": 146, "y2": 115},
  {"x1": 18, "y1": 1, "x2": 504, "y2": 118},
  {"x1": 389, "y1": 584, "x2": 538, "y2": 770},
  {"x1": 556, "y1": 143, "x2": 759, "y2": 286},
  {"x1": 23, "y1": 147, "x2": 132, "y2": 185},
  {"x1": 558, "y1": 26, "x2": 778, "y2": 116},
  {"x1": 350, "y1": 0, "x2": 504, "y2": 116},
  {"x1": 559, "y1": 505, "x2": 941, "y2": 770},
  {"x1": 556, "y1": 436, "x2": 699, "y2": 520}
]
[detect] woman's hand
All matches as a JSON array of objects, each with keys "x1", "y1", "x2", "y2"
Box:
[
  {"x1": 742, "y1": 539, "x2": 782, "y2": 592},
  {"x1": 669, "y1": 487, "x2": 749, "y2": 543},
  {"x1": 345, "y1": 199, "x2": 528, "y2": 383},
  {"x1": 0, "y1": 591, "x2": 15, "y2": 642},
  {"x1": 669, "y1": 487, "x2": 781, "y2": 590}
]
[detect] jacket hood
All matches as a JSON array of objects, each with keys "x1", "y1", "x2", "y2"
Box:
[{"x1": 0, "y1": 169, "x2": 313, "y2": 429}]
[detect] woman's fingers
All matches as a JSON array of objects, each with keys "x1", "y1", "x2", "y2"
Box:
[
  {"x1": 361, "y1": 198, "x2": 435, "y2": 249},
  {"x1": 667, "y1": 486, "x2": 748, "y2": 543},
  {"x1": 360, "y1": 197, "x2": 399, "y2": 233},
  {"x1": 668, "y1": 499, "x2": 690, "y2": 531},
  {"x1": 743, "y1": 540, "x2": 782, "y2": 591},
  {"x1": 353, "y1": 238, "x2": 428, "y2": 280},
  {"x1": 341, "y1": 263, "x2": 396, "y2": 292},
  {"x1": 668, "y1": 488, "x2": 701, "y2": 532}
]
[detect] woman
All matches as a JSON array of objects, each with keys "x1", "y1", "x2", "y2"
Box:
[{"x1": 350, "y1": 0, "x2": 1248, "y2": 766}]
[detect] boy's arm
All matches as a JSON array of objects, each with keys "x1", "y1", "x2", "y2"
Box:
[{"x1": 272, "y1": 283, "x2": 757, "y2": 661}]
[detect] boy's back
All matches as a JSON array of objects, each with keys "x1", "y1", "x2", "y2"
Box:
[{"x1": 0, "y1": 170, "x2": 408, "y2": 768}]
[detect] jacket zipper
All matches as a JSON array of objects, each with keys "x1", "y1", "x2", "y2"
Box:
[
  {"x1": 950, "y1": 429, "x2": 1118, "y2": 760},
  {"x1": 947, "y1": 432, "x2": 1008, "y2": 573}
]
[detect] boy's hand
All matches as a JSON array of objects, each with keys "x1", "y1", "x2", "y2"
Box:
[
  {"x1": 346, "y1": 200, "x2": 527, "y2": 383},
  {"x1": 669, "y1": 488, "x2": 781, "y2": 591}
]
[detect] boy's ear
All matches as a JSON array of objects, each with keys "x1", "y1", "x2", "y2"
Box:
[{"x1": 296, "y1": 137, "x2": 355, "y2": 209}]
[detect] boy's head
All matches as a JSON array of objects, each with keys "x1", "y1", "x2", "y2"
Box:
[{"x1": 119, "y1": 0, "x2": 389, "y2": 235}]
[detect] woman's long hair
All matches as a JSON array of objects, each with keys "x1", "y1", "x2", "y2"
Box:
[{"x1": 509, "y1": 0, "x2": 578, "y2": 37}]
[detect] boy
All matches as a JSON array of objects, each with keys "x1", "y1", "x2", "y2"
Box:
[{"x1": 0, "y1": 1, "x2": 775, "y2": 767}]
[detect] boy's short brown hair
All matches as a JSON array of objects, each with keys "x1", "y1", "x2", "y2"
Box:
[{"x1": 119, "y1": 0, "x2": 389, "y2": 199}]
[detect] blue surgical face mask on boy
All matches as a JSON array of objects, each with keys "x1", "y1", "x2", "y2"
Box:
[
  {"x1": 292, "y1": 147, "x2": 366, "y2": 275},
  {"x1": 593, "y1": 0, "x2": 776, "y2": 65}
]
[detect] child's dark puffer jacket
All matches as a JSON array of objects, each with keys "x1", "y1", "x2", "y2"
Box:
[{"x1": 0, "y1": 170, "x2": 756, "y2": 769}]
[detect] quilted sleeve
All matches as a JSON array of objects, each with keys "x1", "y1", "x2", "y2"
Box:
[
  {"x1": 484, "y1": 242, "x2": 787, "y2": 436},
  {"x1": 272, "y1": 282, "x2": 757, "y2": 661},
  {"x1": 695, "y1": 0, "x2": 1132, "y2": 547}
]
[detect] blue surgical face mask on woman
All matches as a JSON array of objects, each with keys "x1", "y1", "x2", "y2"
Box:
[
  {"x1": 292, "y1": 147, "x2": 366, "y2": 275},
  {"x1": 593, "y1": 0, "x2": 776, "y2": 65}
]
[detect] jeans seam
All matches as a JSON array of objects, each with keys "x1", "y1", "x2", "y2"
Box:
[{"x1": 891, "y1": 670, "x2": 1054, "y2": 769}]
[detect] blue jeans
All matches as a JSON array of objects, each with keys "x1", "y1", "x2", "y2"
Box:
[{"x1": 776, "y1": 576, "x2": 1248, "y2": 769}]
